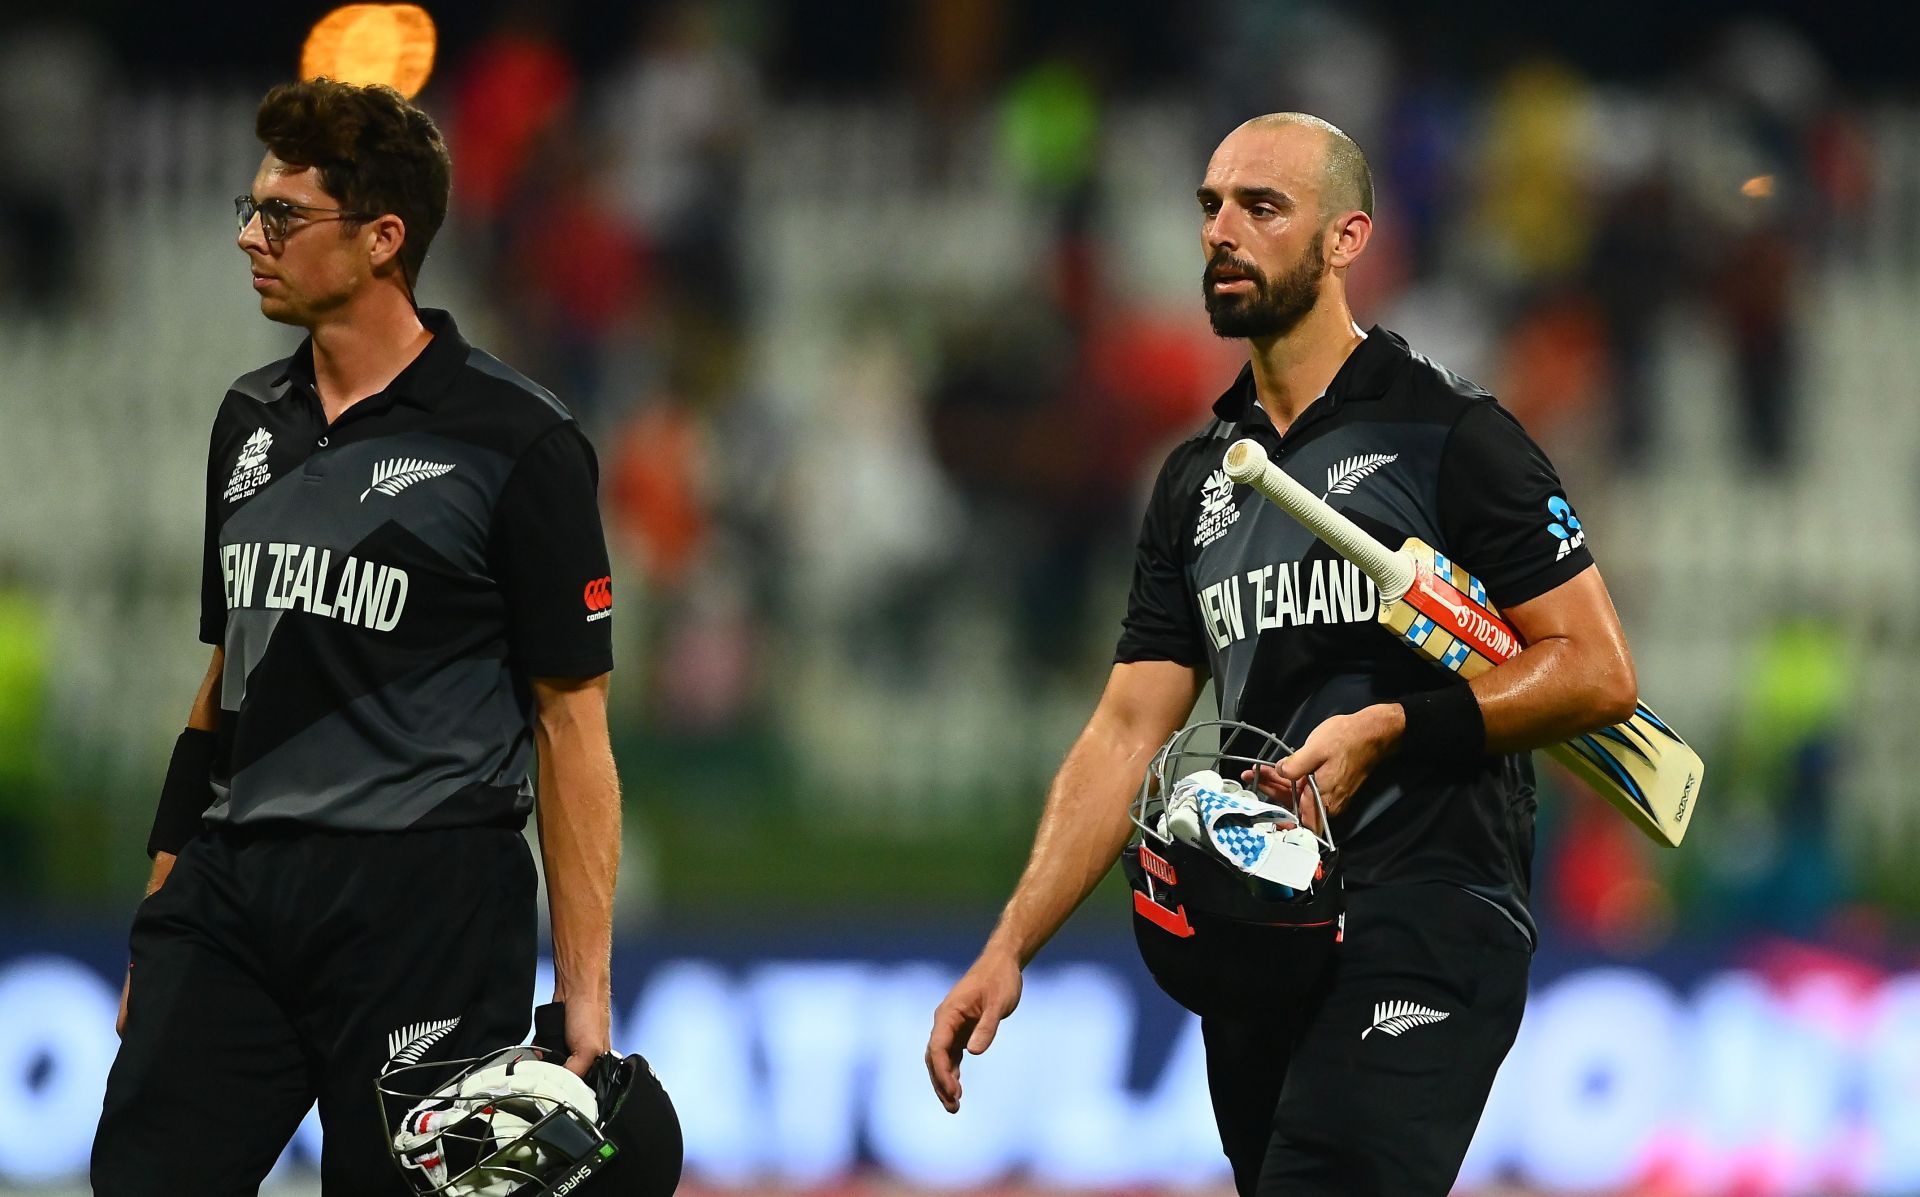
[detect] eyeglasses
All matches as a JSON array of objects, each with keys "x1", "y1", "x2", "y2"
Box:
[{"x1": 234, "y1": 194, "x2": 372, "y2": 248}]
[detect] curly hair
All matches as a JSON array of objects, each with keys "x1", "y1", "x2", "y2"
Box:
[{"x1": 254, "y1": 78, "x2": 451, "y2": 290}]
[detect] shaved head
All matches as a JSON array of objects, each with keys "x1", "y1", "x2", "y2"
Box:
[
  {"x1": 1197, "y1": 112, "x2": 1375, "y2": 341},
  {"x1": 1240, "y1": 112, "x2": 1374, "y2": 220}
]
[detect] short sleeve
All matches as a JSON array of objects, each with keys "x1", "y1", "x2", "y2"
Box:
[
  {"x1": 1114, "y1": 451, "x2": 1209, "y2": 668},
  {"x1": 199, "y1": 418, "x2": 227, "y2": 646},
  {"x1": 488, "y1": 423, "x2": 615, "y2": 677},
  {"x1": 1436, "y1": 402, "x2": 1594, "y2": 608}
]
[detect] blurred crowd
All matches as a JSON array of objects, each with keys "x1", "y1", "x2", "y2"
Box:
[
  {"x1": 432, "y1": 4, "x2": 1872, "y2": 678},
  {"x1": 0, "y1": 1, "x2": 1906, "y2": 950}
]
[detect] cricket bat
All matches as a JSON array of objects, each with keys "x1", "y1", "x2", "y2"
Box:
[{"x1": 1222, "y1": 438, "x2": 1701, "y2": 847}]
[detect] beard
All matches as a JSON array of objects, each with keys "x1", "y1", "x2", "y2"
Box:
[{"x1": 1203, "y1": 237, "x2": 1326, "y2": 339}]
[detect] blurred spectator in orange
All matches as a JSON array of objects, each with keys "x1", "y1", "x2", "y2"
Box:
[
  {"x1": 1495, "y1": 290, "x2": 1612, "y2": 460},
  {"x1": 608, "y1": 398, "x2": 709, "y2": 589}
]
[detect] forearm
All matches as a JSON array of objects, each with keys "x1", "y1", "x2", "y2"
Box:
[
  {"x1": 987, "y1": 716, "x2": 1165, "y2": 967},
  {"x1": 187, "y1": 653, "x2": 222, "y2": 732},
  {"x1": 533, "y1": 707, "x2": 621, "y2": 1003},
  {"x1": 1466, "y1": 635, "x2": 1637, "y2": 754},
  {"x1": 144, "y1": 852, "x2": 176, "y2": 896},
  {"x1": 146, "y1": 649, "x2": 225, "y2": 876}
]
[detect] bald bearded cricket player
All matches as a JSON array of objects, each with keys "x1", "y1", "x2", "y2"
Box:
[{"x1": 925, "y1": 113, "x2": 1641, "y2": 1195}]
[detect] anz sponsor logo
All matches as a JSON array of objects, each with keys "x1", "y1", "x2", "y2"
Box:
[
  {"x1": 1547, "y1": 495, "x2": 1585, "y2": 561},
  {"x1": 1197, "y1": 558, "x2": 1378, "y2": 650}
]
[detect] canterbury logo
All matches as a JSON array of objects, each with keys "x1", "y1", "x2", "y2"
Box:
[
  {"x1": 1322, "y1": 453, "x2": 1398, "y2": 499},
  {"x1": 1362, "y1": 1000, "x2": 1449, "y2": 1040},
  {"x1": 387, "y1": 1017, "x2": 461, "y2": 1067},
  {"x1": 360, "y1": 457, "x2": 455, "y2": 502},
  {"x1": 583, "y1": 576, "x2": 613, "y2": 621}
]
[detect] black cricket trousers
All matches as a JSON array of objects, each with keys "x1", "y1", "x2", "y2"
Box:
[
  {"x1": 1200, "y1": 882, "x2": 1531, "y2": 1196},
  {"x1": 92, "y1": 822, "x2": 537, "y2": 1196}
]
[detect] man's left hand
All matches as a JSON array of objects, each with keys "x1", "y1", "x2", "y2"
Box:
[
  {"x1": 1243, "y1": 703, "x2": 1404, "y2": 831},
  {"x1": 560, "y1": 992, "x2": 612, "y2": 1078}
]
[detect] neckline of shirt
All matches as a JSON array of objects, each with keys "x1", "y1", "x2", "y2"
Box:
[
  {"x1": 1210, "y1": 324, "x2": 1405, "y2": 427},
  {"x1": 275, "y1": 307, "x2": 472, "y2": 414}
]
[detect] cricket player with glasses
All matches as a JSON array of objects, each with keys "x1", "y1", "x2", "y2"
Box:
[
  {"x1": 926, "y1": 113, "x2": 1643, "y2": 1195},
  {"x1": 93, "y1": 79, "x2": 621, "y2": 1195}
]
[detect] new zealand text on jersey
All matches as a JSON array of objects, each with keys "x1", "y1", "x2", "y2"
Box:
[
  {"x1": 219, "y1": 541, "x2": 411, "y2": 631},
  {"x1": 1197, "y1": 558, "x2": 1378, "y2": 650}
]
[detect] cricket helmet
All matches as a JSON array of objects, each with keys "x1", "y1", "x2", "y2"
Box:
[
  {"x1": 1123, "y1": 720, "x2": 1343, "y2": 1015},
  {"x1": 379, "y1": 1008, "x2": 682, "y2": 1197}
]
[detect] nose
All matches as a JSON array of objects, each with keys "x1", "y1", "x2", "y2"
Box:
[
  {"x1": 1206, "y1": 208, "x2": 1241, "y2": 255},
  {"x1": 237, "y1": 210, "x2": 269, "y2": 254}
]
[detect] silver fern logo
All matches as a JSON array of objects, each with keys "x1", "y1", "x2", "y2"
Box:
[
  {"x1": 1362, "y1": 999, "x2": 1449, "y2": 1040},
  {"x1": 223, "y1": 428, "x2": 274, "y2": 502},
  {"x1": 361, "y1": 457, "x2": 455, "y2": 502},
  {"x1": 1322, "y1": 453, "x2": 1398, "y2": 500},
  {"x1": 387, "y1": 1016, "x2": 460, "y2": 1067}
]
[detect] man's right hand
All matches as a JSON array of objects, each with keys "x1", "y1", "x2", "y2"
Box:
[
  {"x1": 920, "y1": 664, "x2": 1202, "y2": 1115},
  {"x1": 925, "y1": 947, "x2": 1023, "y2": 1114}
]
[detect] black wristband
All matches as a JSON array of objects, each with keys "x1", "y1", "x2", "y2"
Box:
[
  {"x1": 1396, "y1": 685, "x2": 1486, "y2": 770},
  {"x1": 147, "y1": 728, "x2": 217, "y2": 859}
]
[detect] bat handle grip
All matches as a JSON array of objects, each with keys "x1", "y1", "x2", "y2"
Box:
[{"x1": 1223, "y1": 439, "x2": 1414, "y2": 601}]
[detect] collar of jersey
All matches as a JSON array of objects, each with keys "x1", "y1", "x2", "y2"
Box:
[
  {"x1": 1209, "y1": 323, "x2": 1406, "y2": 424},
  {"x1": 275, "y1": 307, "x2": 471, "y2": 411}
]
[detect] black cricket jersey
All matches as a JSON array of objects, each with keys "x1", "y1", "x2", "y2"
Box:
[
  {"x1": 1115, "y1": 327, "x2": 1594, "y2": 946},
  {"x1": 197, "y1": 309, "x2": 613, "y2": 832}
]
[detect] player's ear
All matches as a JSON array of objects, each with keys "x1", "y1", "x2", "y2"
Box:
[
  {"x1": 1326, "y1": 210, "x2": 1371, "y2": 271},
  {"x1": 364, "y1": 213, "x2": 408, "y2": 276}
]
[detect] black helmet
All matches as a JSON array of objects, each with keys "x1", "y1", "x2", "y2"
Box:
[
  {"x1": 1123, "y1": 720, "x2": 1344, "y2": 1016},
  {"x1": 378, "y1": 1003, "x2": 682, "y2": 1196}
]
